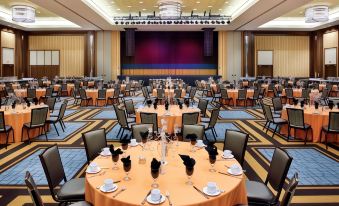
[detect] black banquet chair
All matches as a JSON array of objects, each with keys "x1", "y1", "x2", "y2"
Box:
[
  {"x1": 21, "y1": 107, "x2": 49, "y2": 144},
  {"x1": 0, "y1": 111, "x2": 14, "y2": 149},
  {"x1": 223, "y1": 129, "x2": 249, "y2": 166},
  {"x1": 82, "y1": 128, "x2": 107, "y2": 164},
  {"x1": 321, "y1": 112, "x2": 339, "y2": 149}
]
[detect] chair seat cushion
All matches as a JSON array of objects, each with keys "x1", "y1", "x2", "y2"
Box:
[
  {"x1": 200, "y1": 117, "x2": 210, "y2": 122},
  {"x1": 70, "y1": 201, "x2": 92, "y2": 206},
  {"x1": 46, "y1": 116, "x2": 58, "y2": 122},
  {"x1": 273, "y1": 118, "x2": 287, "y2": 124},
  {"x1": 322, "y1": 125, "x2": 339, "y2": 133},
  {"x1": 198, "y1": 122, "x2": 209, "y2": 129},
  {"x1": 57, "y1": 178, "x2": 85, "y2": 201},
  {"x1": 0, "y1": 125, "x2": 12, "y2": 132},
  {"x1": 246, "y1": 180, "x2": 275, "y2": 204}
]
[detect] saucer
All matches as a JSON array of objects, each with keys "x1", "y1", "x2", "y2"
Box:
[
  {"x1": 195, "y1": 144, "x2": 206, "y2": 148},
  {"x1": 146, "y1": 194, "x2": 166, "y2": 204},
  {"x1": 227, "y1": 168, "x2": 243, "y2": 176},
  {"x1": 129, "y1": 143, "x2": 139, "y2": 147},
  {"x1": 86, "y1": 167, "x2": 101, "y2": 174},
  {"x1": 222, "y1": 154, "x2": 234, "y2": 159},
  {"x1": 202, "y1": 187, "x2": 221, "y2": 196},
  {"x1": 99, "y1": 184, "x2": 118, "y2": 193},
  {"x1": 100, "y1": 151, "x2": 112, "y2": 156}
]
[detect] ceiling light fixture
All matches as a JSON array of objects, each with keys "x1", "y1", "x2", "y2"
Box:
[
  {"x1": 305, "y1": 5, "x2": 329, "y2": 23},
  {"x1": 158, "y1": 0, "x2": 182, "y2": 18},
  {"x1": 12, "y1": 5, "x2": 35, "y2": 23}
]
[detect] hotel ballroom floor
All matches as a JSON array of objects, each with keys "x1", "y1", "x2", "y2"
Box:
[{"x1": 0, "y1": 91, "x2": 338, "y2": 206}]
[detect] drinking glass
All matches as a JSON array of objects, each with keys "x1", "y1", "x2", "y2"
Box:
[
  {"x1": 121, "y1": 143, "x2": 128, "y2": 157},
  {"x1": 151, "y1": 169, "x2": 160, "y2": 188},
  {"x1": 174, "y1": 124, "x2": 180, "y2": 147},
  {"x1": 190, "y1": 139, "x2": 197, "y2": 152},
  {"x1": 209, "y1": 155, "x2": 217, "y2": 172},
  {"x1": 185, "y1": 167, "x2": 194, "y2": 185},
  {"x1": 112, "y1": 154, "x2": 119, "y2": 170},
  {"x1": 123, "y1": 164, "x2": 131, "y2": 181}
]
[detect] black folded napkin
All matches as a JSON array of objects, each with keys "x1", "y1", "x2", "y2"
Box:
[
  {"x1": 154, "y1": 98, "x2": 159, "y2": 104},
  {"x1": 186, "y1": 133, "x2": 197, "y2": 141},
  {"x1": 120, "y1": 134, "x2": 131, "y2": 144},
  {"x1": 315, "y1": 101, "x2": 319, "y2": 109},
  {"x1": 11, "y1": 102, "x2": 16, "y2": 109},
  {"x1": 121, "y1": 155, "x2": 131, "y2": 166},
  {"x1": 205, "y1": 144, "x2": 219, "y2": 156},
  {"x1": 179, "y1": 102, "x2": 183, "y2": 110},
  {"x1": 337, "y1": 102, "x2": 339, "y2": 109},
  {"x1": 184, "y1": 99, "x2": 190, "y2": 106},
  {"x1": 33, "y1": 97, "x2": 39, "y2": 105},
  {"x1": 146, "y1": 99, "x2": 152, "y2": 105},
  {"x1": 179, "y1": 154, "x2": 196, "y2": 169},
  {"x1": 153, "y1": 102, "x2": 157, "y2": 109},
  {"x1": 151, "y1": 158, "x2": 161, "y2": 171},
  {"x1": 328, "y1": 101, "x2": 334, "y2": 110},
  {"x1": 112, "y1": 148, "x2": 123, "y2": 156},
  {"x1": 293, "y1": 98, "x2": 298, "y2": 106},
  {"x1": 300, "y1": 100, "x2": 304, "y2": 108},
  {"x1": 109, "y1": 144, "x2": 114, "y2": 153},
  {"x1": 140, "y1": 131, "x2": 149, "y2": 139}
]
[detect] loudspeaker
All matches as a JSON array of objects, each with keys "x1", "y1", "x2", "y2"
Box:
[
  {"x1": 202, "y1": 28, "x2": 214, "y2": 57},
  {"x1": 125, "y1": 28, "x2": 137, "y2": 56}
]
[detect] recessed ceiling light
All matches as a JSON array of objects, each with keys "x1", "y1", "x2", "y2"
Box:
[
  {"x1": 116, "y1": 8, "x2": 120, "y2": 10},
  {"x1": 127, "y1": 6, "x2": 132, "y2": 8},
  {"x1": 37, "y1": 10, "x2": 41, "y2": 13},
  {"x1": 225, "y1": 1, "x2": 229, "y2": 4},
  {"x1": 219, "y1": 9, "x2": 222, "y2": 11},
  {"x1": 111, "y1": 1, "x2": 114, "y2": 4},
  {"x1": 193, "y1": 8, "x2": 197, "y2": 10},
  {"x1": 142, "y1": 8, "x2": 146, "y2": 11},
  {"x1": 208, "y1": 6, "x2": 212, "y2": 8},
  {"x1": 154, "y1": 5, "x2": 158, "y2": 7},
  {"x1": 139, "y1": 1, "x2": 143, "y2": 3},
  {"x1": 196, "y1": 1, "x2": 200, "y2": 3}
]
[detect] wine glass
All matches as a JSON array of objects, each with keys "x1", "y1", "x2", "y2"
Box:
[
  {"x1": 151, "y1": 169, "x2": 160, "y2": 188},
  {"x1": 121, "y1": 143, "x2": 128, "y2": 157},
  {"x1": 123, "y1": 164, "x2": 131, "y2": 181},
  {"x1": 209, "y1": 155, "x2": 217, "y2": 172},
  {"x1": 112, "y1": 154, "x2": 119, "y2": 170},
  {"x1": 190, "y1": 139, "x2": 197, "y2": 152},
  {"x1": 185, "y1": 167, "x2": 194, "y2": 185},
  {"x1": 173, "y1": 124, "x2": 180, "y2": 147}
]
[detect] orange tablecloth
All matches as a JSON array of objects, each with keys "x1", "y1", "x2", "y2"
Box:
[
  {"x1": 319, "y1": 84, "x2": 338, "y2": 91},
  {"x1": 280, "y1": 106, "x2": 339, "y2": 143},
  {"x1": 14, "y1": 89, "x2": 46, "y2": 99},
  {"x1": 0, "y1": 105, "x2": 50, "y2": 143},
  {"x1": 43, "y1": 81, "x2": 51, "y2": 86},
  {"x1": 53, "y1": 84, "x2": 75, "y2": 95},
  {"x1": 152, "y1": 89, "x2": 186, "y2": 98},
  {"x1": 223, "y1": 89, "x2": 254, "y2": 106},
  {"x1": 12, "y1": 84, "x2": 21, "y2": 89},
  {"x1": 136, "y1": 105, "x2": 200, "y2": 134},
  {"x1": 85, "y1": 89, "x2": 114, "y2": 106},
  {"x1": 85, "y1": 141, "x2": 248, "y2": 206}
]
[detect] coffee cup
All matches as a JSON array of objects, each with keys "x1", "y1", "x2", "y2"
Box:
[
  {"x1": 230, "y1": 164, "x2": 241, "y2": 174},
  {"x1": 89, "y1": 162, "x2": 98, "y2": 172},
  {"x1": 151, "y1": 189, "x2": 161, "y2": 201},
  {"x1": 207, "y1": 182, "x2": 217, "y2": 194},
  {"x1": 104, "y1": 179, "x2": 114, "y2": 191},
  {"x1": 102, "y1": 147, "x2": 110, "y2": 155},
  {"x1": 223, "y1": 150, "x2": 232, "y2": 157},
  {"x1": 196, "y1": 140, "x2": 203, "y2": 147},
  {"x1": 130, "y1": 139, "x2": 137, "y2": 145}
]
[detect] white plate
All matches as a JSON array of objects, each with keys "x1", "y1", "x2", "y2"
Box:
[
  {"x1": 222, "y1": 154, "x2": 234, "y2": 159},
  {"x1": 202, "y1": 187, "x2": 221, "y2": 196},
  {"x1": 195, "y1": 144, "x2": 206, "y2": 148},
  {"x1": 227, "y1": 168, "x2": 243, "y2": 176},
  {"x1": 129, "y1": 143, "x2": 139, "y2": 147},
  {"x1": 86, "y1": 167, "x2": 101, "y2": 174},
  {"x1": 100, "y1": 152, "x2": 112, "y2": 156},
  {"x1": 100, "y1": 184, "x2": 118, "y2": 193},
  {"x1": 147, "y1": 194, "x2": 166, "y2": 204}
]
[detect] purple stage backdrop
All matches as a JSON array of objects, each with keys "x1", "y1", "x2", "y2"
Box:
[{"x1": 121, "y1": 31, "x2": 218, "y2": 75}]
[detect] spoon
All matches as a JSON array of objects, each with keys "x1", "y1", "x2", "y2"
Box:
[
  {"x1": 113, "y1": 186, "x2": 127, "y2": 198},
  {"x1": 166, "y1": 191, "x2": 173, "y2": 206}
]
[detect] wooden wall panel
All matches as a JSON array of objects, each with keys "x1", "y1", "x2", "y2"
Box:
[
  {"x1": 29, "y1": 35, "x2": 85, "y2": 77},
  {"x1": 254, "y1": 35, "x2": 310, "y2": 77},
  {"x1": 323, "y1": 31, "x2": 338, "y2": 77},
  {"x1": 1, "y1": 31, "x2": 16, "y2": 77},
  {"x1": 111, "y1": 31, "x2": 120, "y2": 80},
  {"x1": 1, "y1": 31, "x2": 15, "y2": 48}
]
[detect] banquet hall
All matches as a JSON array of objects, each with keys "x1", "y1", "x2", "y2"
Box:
[{"x1": 0, "y1": 0, "x2": 338, "y2": 205}]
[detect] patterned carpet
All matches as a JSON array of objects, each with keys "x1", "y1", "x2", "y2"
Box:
[{"x1": 0, "y1": 94, "x2": 338, "y2": 206}]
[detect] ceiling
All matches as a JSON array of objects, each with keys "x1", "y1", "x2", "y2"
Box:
[{"x1": 0, "y1": 0, "x2": 337, "y2": 31}]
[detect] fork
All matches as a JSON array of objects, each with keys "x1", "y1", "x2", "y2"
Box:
[
  {"x1": 88, "y1": 171, "x2": 106, "y2": 178},
  {"x1": 113, "y1": 186, "x2": 127, "y2": 198},
  {"x1": 166, "y1": 191, "x2": 173, "y2": 206}
]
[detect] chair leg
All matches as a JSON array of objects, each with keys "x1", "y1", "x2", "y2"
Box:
[
  {"x1": 287, "y1": 126, "x2": 290, "y2": 142},
  {"x1": 263, "y1": 121, "x2": 268, "y2": 130},
  {"x1": 5, "y1": 132, "x2": 9, "y2": 149},
  {"x1": 120, "y1": 128, "x2": 125, "y2": 139},
  {"x1": 272, "y1": 124, "x2": 278, "y2": 138},
  {"x1": 304, "y1": 128, "x2": 308, "y2": 145},
  {"x1": 266, "y1": 122, "x2": 271, "y2": 133},
  {"x1": 53, "y1": 123, "x2": 59, "y2": 136},
  {"x1": 117, "y1": 127, "x2": 122, "y2": 137},
  {"x1": 60, "y1": 121, "x2": 65, "y2": 132},
  {"x1": 43, "y1": 126, "x2": 48, "y2": 141},
  {"x1": 26, "y1": 128, "x2": 31, "y2": 144},
  {"x1": 324, "y1": 132, "x2": 328, "y2": 150}
]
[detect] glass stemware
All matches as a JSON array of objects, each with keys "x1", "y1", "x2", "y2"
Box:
[
  {"x1": 121, "y1": 143, "x2": 128, "y2": 157},
  {"x1": 174, "y1": 124, "x2": 180, "y2": 147},
  {"x1": 123, "y1": 164, "x2": 131, "y2": 181},
  {"x1": 112, "y1": 154, "x2": 119, "y2": 170},
  {"x1": 209, "y1": 155, "x2": 217, "y2": 172},
  {"x1": 151, "y1": 169, "x2": 160, "y2": 188},
  {"x1": 190, "y1": 139, "x2": 197, "y2": 152},
  {"x1": 185, "y1": 167, "x2": 194, "y2": 185}
]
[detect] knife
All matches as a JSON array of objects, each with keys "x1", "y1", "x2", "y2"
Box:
[
  {"x1": 141, "y1": 189, "x2": 152, "y2": 205},
  {"x1": 193, "y1": 185, "x2": 209, "y2": 199}
]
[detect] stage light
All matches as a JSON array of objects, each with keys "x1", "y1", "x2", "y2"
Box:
[
  {"x1": 159, "y1": 21, "x2": 162, "y2": 24},
  {"x1": 185, "y1": 20, "x2": 189, "y2": 24},
  {"x1": 131, "y1": 21, "x2": 135, "y2": 24},
  {"x1": 200, "y1": 20, "x2": 204, "y2": 24},
  {"x1": 221, "y1": 20, "x2": 225, "y2": 24},
  {"x1": 195, "y1": 21, "x2": 198, "y2": 24},
  {"x1": 147, "y1": 21, "x2": 151, "y2": 24},
  {"x1": 120, "y1": 21, "x2": 124, "y2": 24},
  {"x1": 115, "y1": 21, "x2": 119, "y2": 24},
  {"x1": 142, "y1": 21, "x2": 146, "y2": 24},
  {"x1": 216, "y1": 20, "x2": 220, "y2": 24},
  {"x1": 167, "y1": 20, "x2": 172, "y2": 24},
  {"x1": 211, "y1": 21, "x2": 215, "y2": 24},
  {"x1": 190, "y1": 21, "x2": 194, "y2": 24},
  {"x1": 205, "y1": 20, "x2": 209, "y2": 24},
  {"x1": 179, "y1": 20, "x2": 183, "y2": 24},
  {"x1": 227, "y1": 20, "x2": 230, "y2": 24}
]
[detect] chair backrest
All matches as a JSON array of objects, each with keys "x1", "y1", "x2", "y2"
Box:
[
  {"x1": 173, "y1": 89, "x2": 182, "y2": 98},
  {"x1": 38, "y1": 79, "x2": 44, "y2": 87},
  {"x1": 46, "y1": 97, "x2": 56, "y2": 111},
  {"x1": 113, "y1": 88, "x2": 120, "y2": 97},
  {"x1": 113, "y1": 104, "x2": 128, "y2": 128},
  {"x1": 125, "y1": 83, "x2": 131, "y2": 90},
  {"x1": 82, "y1": 128, "x2": 107, "y2": 164},
  {"x1": 208, "y1": 108, "x2": 220, "y2": 127},
  {"x1": 140, "y1": 112, "x2": 158, "y2": 132},
  {"x1": 253, "y1": 89, "x2": 260, "y2": 98},
  {"x1": 79, "y1": 88, "x2": 87, "y2": 99},
  {"x1": 223, "y1": 129, "x2": 249, "y2": 166},
  {"x1": 142, "y1": 87, "x2": 149, "y2": 98},
  {"x1": 132, "y1": 124, "x2": 153, "y2": 142},
  {"x1": 45, "y1": 87, "x2": 53, "y2": 97},
  {"x1": 301, "y1": 88, "x2": 310, "y2": 99},
  {"x1": 182, "y1": 112, "x2": 199, "y2": 125},
  {"x1": 27, "y1": 88, "x2": 36, "y2": 98},
  {"x1": 328, "y1": 112, "x2": 339, "y2": 132},
  {"x1": 321, "y1": 89, "x2": 330, "y2": 98},
  {"x1": 0, "y1": 111, "x2": 5, "y2": 131},
  {"x1": 272, "y1": 97, "x2": 283, "y2": 112},
  {"x1": 58, "y1": 102, "x2": 67, "y2": 120},
  {"x1": 287, "y1": 108, "x2": 304, "y2": 128},
  {"x1": 280, "y1": 173, "x2": 299, "y2": 206},
  {"x1": 124, "y1": 99, "x2": 135, "y2": 115},
  {"x1": 61, "y1": 84, "x2": 67, "y2": 90},
  {"x1": 262, "y1": 103, "x2": 274, "y2": 122},
  {"x1": 221, "y1": 89, "x2": 229, "y2": 98},
  {"x1": 98, "y1": 89, "x2": 106, "y2": 99},
  {"x1": 157, "y1": 89, "x2": 165, "y2": 98},
  {"x1": 238, "y1": 89, "x2": 247, "y2": 99},
  {"x1": 39, "y1": 144, "x2": 67, "y2": 201},
  {"x1": 265, "y1": 147, "x2": 293, "y2": 202},
  {"x1": 182, "y1": 124, "x2": 204, "y2": 140},
  {"x1": 25, "y1": 171, "x2": 45, "y2": 206},
  {"x1": 189, "y1": 87, "x2": 197, "y2": 98},
  {"x1": 31, "y1": 107, "x2": 49, "y2": 127},
  {"x1": 285, "y1": 88, "x2": 293, "y2": 98},
  {"x1": 198, "y1": 99, "x2": 208, "y2": 116}
]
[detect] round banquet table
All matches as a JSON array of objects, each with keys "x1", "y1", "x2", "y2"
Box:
[
  {"x1": 224, "y1": 89, "x2": 254, "y2": 106},
  {"x1": 0, "y1": 104, "x2": 50, "y2": 144},
  {"x1": 152, "y1": 89, "x2": 186, "y2": 98},
  {"x1": 85, "y1": 141, "x2": 248, "y2": 206},
  {"x1": 85, "y1": 89, "x2": 115, "y2": 106},
  {"x1": 280, "y1": 105, "x2": 339, "y2": 143},
  {"x1": 319, "y1": 84, "x2": 338, "y2": 92},
  {"x1": 14, "y1": 89, "x2": 46, "y2": 99},
  {"x1": 53, "y1": 84, "x2": 75, "y2": 95},
  {"x1": 136, "y1": 105, "x2": 200, "y2": 134}
]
